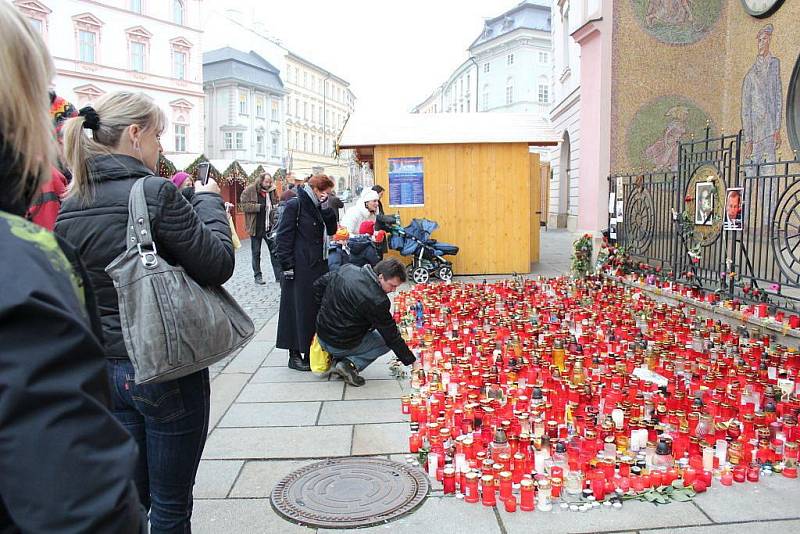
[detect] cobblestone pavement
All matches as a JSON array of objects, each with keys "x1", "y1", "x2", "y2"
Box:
[{"x1": 210, "y1": 240, "x2": 282, "y2": 380}]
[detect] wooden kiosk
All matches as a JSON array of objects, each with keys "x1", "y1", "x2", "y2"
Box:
[{"x1": 339, "y1": 113, "x2": 557, "y2": 275}]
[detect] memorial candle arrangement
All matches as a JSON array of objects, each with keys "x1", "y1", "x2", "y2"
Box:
[{"x1": 396, "y1": 277, "x2": 800, "y2": 512}]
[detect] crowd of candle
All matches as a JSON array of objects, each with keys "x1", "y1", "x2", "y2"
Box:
[{"x1": 395, "y1": 276, "x2": 800, "y2": 512}]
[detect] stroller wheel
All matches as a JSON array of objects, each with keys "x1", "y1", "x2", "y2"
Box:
[
  {"x1": 411, "y1": 266, "x2": 430, "y2": 284},
  {"x1": 438, "y1": 266, "x2": 453, "y2": 282}
]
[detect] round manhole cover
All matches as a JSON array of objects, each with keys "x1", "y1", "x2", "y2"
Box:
[{"x1": 271, "y1": 457, "x2": 429, "y2": 529}]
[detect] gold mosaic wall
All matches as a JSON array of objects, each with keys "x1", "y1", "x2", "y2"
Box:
[{"x1": 611, "y1": 0, "x2": 800, "y2": 173}]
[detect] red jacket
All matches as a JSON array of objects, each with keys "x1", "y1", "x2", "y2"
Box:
[{"x1": 27, "y1": 168, "x2": 67, "y2": 230}]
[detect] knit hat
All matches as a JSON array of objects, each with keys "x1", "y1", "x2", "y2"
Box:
[
  {"x1": 358, "y1": 220, "x2": 375, "y2": 235},
  {"x1": 171, "y1": 171, "x2": 191, "y2": 188},
  {"x1": 49, "y1": 92, "x2": 78, "y2": 140},
  {"x1": 361, "y1": 189, "x2": 380, "y2": 203}
]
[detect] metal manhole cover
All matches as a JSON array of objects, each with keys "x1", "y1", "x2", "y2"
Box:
[{"x1": 271, "y1": 457, "x2": 429, "y2": 529}]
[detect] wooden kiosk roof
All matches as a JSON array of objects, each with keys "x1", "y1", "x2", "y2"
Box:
[{"x1": 339, "y1": 112, "x2": 559, "y2": 151}]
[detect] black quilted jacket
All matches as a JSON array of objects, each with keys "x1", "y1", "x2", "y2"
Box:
[{"x1": 56, "y1": 154, "x2": 235, "y2": 360}]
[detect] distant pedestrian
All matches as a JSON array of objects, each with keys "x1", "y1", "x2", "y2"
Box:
[
  {"x1": 313, "y1": 258, "x2": 416, "y2": 386},
  {"x1": 341, "y1": 188, "x2": 379, "y2": 234},
  {"x1": 372, "y1": 184, "x2": 385, "y2": 215},
  {"x1": 275, "y1": 174, "x2": 337, "y2": 371},
  {"x1": 0, "y1": 4, "x2": 144, "y2": 531},
  {"x1": 240, "y1": 172, "x2": 279, "y2": 284},
  {"x1": 172, "y1": 170, "x2": 194, "y2": 201}
]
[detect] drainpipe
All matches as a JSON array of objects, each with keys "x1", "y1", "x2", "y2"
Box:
[{"x1": 468, "y1": 56, "x2": 479, "y2": 112}]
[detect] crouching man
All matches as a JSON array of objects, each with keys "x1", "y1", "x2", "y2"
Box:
[{"x1": 313, "y1": 258, "x2": 416, "y2": 386}]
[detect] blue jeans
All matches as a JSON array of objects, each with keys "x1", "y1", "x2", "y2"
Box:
[
  {"x1": 319, "y1": 330, "x2": 390, "y2": 371},
  {"x1": 106, "y1": 359, "x2": 210, "y2": 534}
]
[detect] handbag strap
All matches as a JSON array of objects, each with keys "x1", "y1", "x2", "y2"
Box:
[{"x1": 126, "y1": 176, "x2": 158, "y2": 267}]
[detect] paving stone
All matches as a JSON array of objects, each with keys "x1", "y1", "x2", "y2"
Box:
[
  {"x1": 388, "y1": 454, "x2": 441, "y2": 491},
  {"x1": 352, "y1": 422, "x2": 410, "y2": 455},
  {"x1": 498, "y1": 499, "x2": 711, "y2": 534},
  {"x1": 203, "y1": 425, "x2": 352, "y2": 459},
  {"x1": 690, "y1": 475, "x2": 800, "y2": 522},
  {"x1": 208, "y1": 373, "x2": 250, "y2": 431},
  {"x1": 221, "y1": 341, "x2": 274, "y2": 373},
  {"x1": 238, "y1": 381, "x2": 344, "y2": 402},
  {"x1": 192, "y1": 498, "x2": 310, "y2": 534},
  {"x1": 359, "y1": 354, "x2": 398, "y2": 379},
  {"x1": 343, "y1": 379, "x2": 407, "y2": 400},
  {"x1": 318, "y1": 399, "x2": 405, "y2": 425},
  {"x1": 222, "y1": 243, "x2": 281, "y2": 332},
  {"x1": 641, "y1": 520, "x2": 800, "y2": 534},
  {"x1": 230, "y1": 459, "x2": 317, "y2": 498},
  {"x1": 218, "y1": 402, "x2": 321, "y2": 427},
  {"x1": 193, "y1": 460, "x2": 243, "y2": 499},
  {"x1": 254, "y1": 322, "x2": 278, "y2": 342},
  {"x1": 250, "y1": 365, "x2": 330, "y2": 383},
  {"x1": 263, "y1": 348, "x2": 290, "y2": 367},
  {"x1": 317, "y1": 495, "x2": 501, "y2": 534}
]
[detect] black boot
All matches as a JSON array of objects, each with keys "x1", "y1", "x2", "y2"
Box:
[
  {"x1": 254, "y1": 274, "x2": 266, "y2": 285},
  {"x1": 332, "y1": 359, "x2": 365, "y2": 387},
  {"x1": 288, "y1": 350, "x2": 311, "y2": 372}
]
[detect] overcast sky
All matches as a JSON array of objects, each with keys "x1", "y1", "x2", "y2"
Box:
[{"x1": 205, "y1": 0, "x2": 524, "y2": 115}]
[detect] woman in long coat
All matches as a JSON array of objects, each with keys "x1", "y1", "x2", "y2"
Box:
[{"x1": 275, "y1": 174, "x2": 337, "y2": 370}]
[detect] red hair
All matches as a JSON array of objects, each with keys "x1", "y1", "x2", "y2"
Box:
[{"x1": 308, "y1": 174, "x2": 334, "y2": 191}]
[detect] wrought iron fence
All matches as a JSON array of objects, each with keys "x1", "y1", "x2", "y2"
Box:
[{"x1": 608, "y1": 128, "x2": 800, "y2": 312}]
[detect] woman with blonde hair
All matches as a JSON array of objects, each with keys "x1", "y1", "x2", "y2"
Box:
[
  {"x1": 0, "y1": 3, "x2": 144, "y2": 532},
  {"x1": 56, "y1": 91, "x2": 235, "y2": 532}
]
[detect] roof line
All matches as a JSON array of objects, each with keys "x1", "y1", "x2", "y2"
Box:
[{"x1": 287, "y1": 51, "x2": 351, "y2": 87}]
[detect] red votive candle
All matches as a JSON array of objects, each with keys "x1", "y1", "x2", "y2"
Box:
[
  {"x1": 499, "y1": 472, "x2": 513, "y2": 500},
  {"x1": 720, "y1": 471, "x2": 733, "y2": 486},
  {"x1": 733, "y1": 465, "x2": 747, "y2": 483},
  {"x1": 443, "y1": 468, "x2": 456, "y2": 495},
  {"x1": 504, "y1": 496, "x2": 517, "y2": 513},
  {"x1": 464, "y1": 472, "x2": 480, "y2": 503},
  {"x1": 481, "y1": 475, "x2": 496, "y2": 507},
  {"x1": 520, "y1": 479, "x2": 535, "y2": 511}
]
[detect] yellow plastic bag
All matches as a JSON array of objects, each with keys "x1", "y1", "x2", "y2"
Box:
[
  {"x1": 228, "y1": 214, "x2": 241, "y2": 250},
  {"x1": 310, "y1": 335, "x2": 331, "y2": 374}
]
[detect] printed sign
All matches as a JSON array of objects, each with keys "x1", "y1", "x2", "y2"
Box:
[{"x1": 388, "y1": 157, "x2": 424, "y2": 207}]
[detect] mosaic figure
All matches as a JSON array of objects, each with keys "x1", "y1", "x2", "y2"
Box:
[
  {"x1": 741, "y1": 24, "x2": 782, "y2": 170},
  {"x1": 644, "y1": 105, "x2": 689, "y2": 170},
  {"x1": 645, "y1": 0, "x2": 693, "y2": 28}
]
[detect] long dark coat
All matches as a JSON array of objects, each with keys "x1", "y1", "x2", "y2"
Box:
[{"x1": 275, "y1": 187, "x2": 337, "y2": 354}]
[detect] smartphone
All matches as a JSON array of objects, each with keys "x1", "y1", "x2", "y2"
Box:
[{"x1": 197, "y1": 162, "x2": 210, "y2": 186}]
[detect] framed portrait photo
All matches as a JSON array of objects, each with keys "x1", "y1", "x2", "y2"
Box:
[
  {"x1": 740, "y1": 0, "x2": 785, "y2": 18},
  {"x1": 724, "y1": 188, "x2": 744, "y2": 231},
  {"x1": 695, "y1": 182, "x2": 715, "y2": 226}
]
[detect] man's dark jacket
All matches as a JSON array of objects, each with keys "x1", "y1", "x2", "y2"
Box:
[
  {"x1": 56, "y1": 155, "x2": 234, "y2": 360},
  {"x1": 313, "y1": 264, "x2": 415, "y2": 365},
  {"x1": 1, "y1": 194, "x2": 143, "y2": 532}
]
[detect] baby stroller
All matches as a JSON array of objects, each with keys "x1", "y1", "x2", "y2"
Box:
[{"x1": 388, "y1": 217, "x2": 459, "y2": 283}]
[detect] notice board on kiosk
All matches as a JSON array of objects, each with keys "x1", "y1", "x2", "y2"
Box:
[{"x1": 388, "y1": 157, "x2": 424, "y2": 207}]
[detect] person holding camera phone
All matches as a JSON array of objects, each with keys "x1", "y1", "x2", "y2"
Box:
[
  {"x1": 240, "y1": 172, "x2": 279, "y2": 284},
  {"x1": 275, "y1": 174, "x2": 337, "y2": 371}
]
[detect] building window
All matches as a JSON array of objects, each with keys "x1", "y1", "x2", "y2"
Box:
[
  {"x1": 311, "y1": 104, "x2": 316, "y2": 124},
  {"x1": 224, "y1": 132, "x2": 233, "y2": 149},
  {"x1": 271, "y1": 100, "x2": 279, "y2": 120},
  {"x1": 507, "y1": 54, "x2": 514, "y2": 65},
  {"x1": 319, "y1": 107, "x2": 323, "y2": 124},
  {"x1": 130, "y1": 41, "x2": 145, "y2": 72},
  {"x1": 311, "y1": 136, "x2": 316, "y2": 154},
  {"x1": 484, "y1": 62, "x2": 490, "y2": 73},
  {"x1": 271, "y1": 135, "x2": 279, "y2": 155},
  {"x1": 506, "y1": 84, "x2": 513, "y2": 105},
  {"x1": 303, "y1": 133, "x2": 308, "y2": 152},
  {"x1": 235, "y1": 131, "x2": 244, "y2": 150},
  {"x1": 538, "y1": 84, "x2": 549, "y2": 104},
  {"x1": 255, "y1": 95, "x2": 265, "y2": 117},
  {"x1": 78, "y1": 30, "x2": 96, "y2": 63},
  {"x1": 172, "y1": 0, "x2": 184, "y2": 25},
  {"x1": 295, "y1": 132, "x2": 299, "y2": 150},
  {"x1": 28, "y1": 17, "x2": 43, "y2": 33},
  {"x1": 238, "y1": 90, "x2": 248, "y2": 115},
  {"x1": 256, "y1": 133, "x2": 264, "y2": 154},
  {"x1": 466, "y1": 97, "x2": 470, "y2": 111},
  {"x1": 172, "y1": 50, "x2": 186, "y2": 79},
  {"x1": 303, "y1": 102, "x2": 308, "y2": 120},
  {"x1": 303, "y1": 71, "x2": 307, "y2": 87},
  {"x1": 294, "y1": 98, "x2": 299, "y2": 117},
  {"x1": 539, "y1": 51, "x2": 549, "y2": 64},
  {"x1": 174, "y1": 124, "x2": 186, "y2": 152},
  {"x1": 130, "y1": 0, "x2": 143, "y2": 13}
]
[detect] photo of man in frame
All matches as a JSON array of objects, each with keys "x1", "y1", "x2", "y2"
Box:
[
  {"x1": 724, "y1": 188, "x2": 744, "y2": 231},
  {"x1": 695, "y1": 182, "x2": 715, "y2": 225}
]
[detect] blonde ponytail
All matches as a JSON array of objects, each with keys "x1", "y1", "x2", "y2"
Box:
[{"x1": 63, "y1": 92, "x2": 166, "y2": 205}]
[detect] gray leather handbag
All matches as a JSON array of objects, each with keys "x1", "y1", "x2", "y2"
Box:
[{"x1": 106, "y1": 177, "x2": 254, "y2": 384}]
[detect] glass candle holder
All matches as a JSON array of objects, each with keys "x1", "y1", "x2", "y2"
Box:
[
  {"x1": 464, "y1": 472, "x2": 480, "y2": 503},
  {"x1": 481, "y1": 475, "x2": 496, "y2": 507},
  {"x1": 564, "y1": 470, "x2": 584, "y2": 495},
  {"x1": 443, "y1": 467, "x2": 456, "y2": 495},
  {"x1": 519, "y1": 479, "x2": 535, "y2": 511}
]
